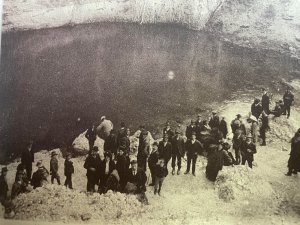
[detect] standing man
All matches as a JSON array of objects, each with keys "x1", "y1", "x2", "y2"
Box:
[
  {"x1": 260, "y1": 110, "x2": 269, "y2": 146},
  {"x1": 64, "y1": 153, "x2": 74, "y2": 189},
  {"x1": 31, "y1": 161, "x2": 49, "y2": 189},
  {"x1": 117, "y1": 122, "x2": 127, "y2": 143},
  {"x1": 261, "y1": 88, "x2": 270, "y2": 114},
  {"x1": 85, "y1": 123, "x2": 97, "y2": 153},
  {"x1": 84, "y1": 146, "x2": 101, "y2": 192},
  {"x1": 286, "y1": 129, "x2": 300, "y2": 176},
  {"x1": 241, "y1": 135, "x2": 257, "y2": 168},
  {"x1": 219, "y1": 117, "x2": 228, "y2": 139},
  {"x1": 249, "y1": 115, "x2": 259, "y2": 144},
  {"x1": 148, "y1": 142, "x2": 159, "y2": 186},
  {"x1": 283, "y1": 88, "x2": 294, "y2": 119},
  {"x1": 0, "y1": 167, "x2": 8, "y2": 205},
  {"x1": 158, "y1": 135, "x2": 172, "y2": 167},
  {"x1": 125, "y1": 159, "x2": 147, "y2": 196},
  {"x1": 209, "y1": 111, "x2": 220, "y2": 130},
  {"x1": 137, "y1": 126, "x2": 151, "y2": 171},
  {"x1": 118, "y1": 128, "x2": 131, "y2": 155},
  {"x1": 21, "y1": 140, "x2": 34, "y2": 181},
  {"x1": 184, "y1": 132, "x2": 203, "y2": 176},
  {"x1": 50, "y1": 151, "x2": 60, "y2": 185},
  {"x1": 232, "y1": 129, "x2": 244, "y2": 165},
  {"x1": 163, "y1": 121, "x2": 174, "y2": 140},
  {"x1": 186, "y1": 120, "x2": 197, "y2": 140},
  {"x1": 99, "y1": 152, "x2": 115, "y2": 193},
  {"x1": 171, "y1": 130, "x2": 185, "y2": 175},
  {"x1": 231, "y1": 114, "x2": 246, "y2": 135}
]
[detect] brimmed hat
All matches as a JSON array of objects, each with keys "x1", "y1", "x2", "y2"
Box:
[
  {"x1": 51, "y1": 151, "x2": 58, "y2": 156},
  {"x1": 246, "y1": 134, "x2": 253, "y2": 139},
  {"x1": 1, "y1": 167, "x2": 8, "y2": 172},
  {"x1": 130, "y1": 159, "x2": 138, "y2": 164},
  {"x1": 191, "y1": 131, "x2": 197, "y2": 136},
  {"x1": 100, "y1": 116, "x2": 106, "y2": 120}
]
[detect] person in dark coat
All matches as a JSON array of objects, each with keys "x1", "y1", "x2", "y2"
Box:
[
  {"x1": 231, "y1": 114, "x2": 246, "y2": 135},
  {"x1": 64, "y1": 153, "x2": 74, "y2": 189},
  {"x1": 270, "y1": 101, "x2": 283, "y2": 117},
  {"x1": 31, "y1": 161, "x2": 49, "y2": 189},
  {"x1": 50, "y1": 151, "x2": 60, "y2": 185},
  {"x1": 117, "y1": 122, "x2": 127, "y2": 144},
  {"x1": 259, "y1": 110, "x2": 269, "y2": 146},
  {"x1": 221, "y1": 142, "x2": 234, "y2": 166},
  {"x1": 116, "y1": 148, "x2": 129, "y2": 191},
  {"x1": 105, "y1": 169, "x2": 120, "y2": 193},
  {"x1": 240, "y1": 135, "x2": 257, "y2": 168},
  {"x1": 15, "y1": 163, "x2": 28, "y2": 185},
  {"x1": 186, "y1": 120, "x2": 197, "y2": 140},
  {"x1": 209, "y1": 111, "x2": 220, "y2": 130},
  {"x1": 104, "y1": 130, "x2": 119, "y2": 156},
  {"x1": 163, "y1": 121, "x2": 174, "y2": 140},
  {"x1": 137, "y1": 127, "x2": 151, "y2": 171},
  {"x1": 118, "y1": 128, "x2": 131, "y2": 155},
  {"x1": 11, "y1": 173, "x2": 27, "y2": 200},
  {"x1": 125, "y1": 159, "x2": 147, "y2": 194},
  {"x1": 85, "y1": 123, "x2": 97, "y2": 153},
  {"x1": 21, "y1": 140, "x2": 34, "y2": 181},
  {"x1": 99, "y1": 152, "x2": 116, "y2": 193},
  {"x1": 154, "y1": 159, "x2": 168, "y2": 196},
  {"x1": 251, "y1": 98, "x2": 263, "y2": 119},
  {"x1": 283, "y1": 88, "x2": 294, "y2": 119},
  {"x1": 171, "y1": 130, "x2": 185, "y2": 175},
  {"x1": 261, "y1": 88, "x2": 270, "y2": 114},
  {"x1": 0, "y1": 167, "x2": 9, "y2": 205},
  {"x1": 148, "y1": 142, "x2": 159, "y2": 186},
  {"x1": 83, "y1": 147, "x2": 101, "y2": 192},
  {"x1": 219, "y1": 117, "x2": 228, "y2": 139},
  {"x1": 232, "y1": 129, "x2": 244, "y2": 165},
  {"x1": 184, "y1": 132, "x2": 203, "y2": 176},
  {"x1": 195, "y1": 114, "x2": 204, "y2": 131},
  {"x1": 286, "y1": 129, "x2": 300, "y2": 176},
  {"x1": 158, "y1": 135, "x2": 172, "y2": 166}
]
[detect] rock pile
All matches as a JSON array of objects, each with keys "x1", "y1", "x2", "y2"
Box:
[{"x1": 12, "y1": 185, "x2": 146, "y2": 222}]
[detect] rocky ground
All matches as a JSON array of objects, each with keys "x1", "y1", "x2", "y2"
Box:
[{"x1": 1, "y1": 79, "x2": 300, "y2": 224}]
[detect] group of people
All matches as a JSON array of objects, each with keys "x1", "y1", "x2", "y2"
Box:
[{"x1": 0, "y1": 87, "x2": 298, "y2": 208}]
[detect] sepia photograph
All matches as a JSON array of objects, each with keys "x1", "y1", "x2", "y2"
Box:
[{"x1": 0, "y1": 0, "x2": 300, "y2": 224}]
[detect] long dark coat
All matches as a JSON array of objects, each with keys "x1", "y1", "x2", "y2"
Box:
[{"x1": 288, "y1": 135, "x2": 300, "y2": 171}]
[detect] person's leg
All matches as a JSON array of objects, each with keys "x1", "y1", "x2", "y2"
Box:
[
  {"x1": 192, "y1": 155, "x2": 197, "y2": 175},
  {"x1": 177, "y1": 153, "x2": 182, "y2": 174},
  {"x1": 27, "y1": 166, "x2": 32, "y2": 181},
  {"x1": 260, "y1": 128, "x2": 266, "y2": 146},
  {"x1": 51, "y1": 174, "x2": 55, "y2": 184},
  {"x1": 248, "y1": 159, "x2": 253, "y2": 168},
  {"x1": 69, "y1": 175, "x2": 73, "y2": 189},
  {"x1": 185, "y1": 156, "x2": 191, "y2": 173},
  {"x1": 286, "y1": 167, "x2": 293, "y2": 176},
  {"x1": 235, "y1": 149, "x2": 240, "y2": 164},
  {"x1": 287, "y1": 105, "x2": 291, "y2": 118},
  {"x1": 241, "y1": 156, "x2": 246, "y2": 165},
  {"x1": 158, "y1": 177, "x2": 164, "y2": 195},
  {"x1": 149, "y1": 169, "x2": 155, "y2": 185},
  {"x1": 154, "y1": 176, "x2": 159, "y2": 194},
  {"x1": 56, "y1": 174, "x2": 61, "y2": 185},
  {"x1": 171, "y1": 154, "x2": 176, "y2": 174}
]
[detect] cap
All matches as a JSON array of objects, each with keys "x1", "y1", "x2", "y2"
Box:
[
  {"x1": 1, "y1": 167, "x2": 8, "y2": 172},
  {"x1": 130, "y1": 159, "x2": 138, "y2": 164},
  {"x1": 51, "y1": 151, "x2": 58, "y2": 156},
  {"x1": 101, "y1": 116, "x2": 106, "y2": 120},
  {"x1": 236, "y1": 114, "x2": 242, "y2": 118},
  {"x1": 36, "y1": 160, "x2": 43, "y2": 167},
  {"x1": 197, "y1": 114, "x2": 201, "y2": 117}
]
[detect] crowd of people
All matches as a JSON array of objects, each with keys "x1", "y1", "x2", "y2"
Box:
[{"x1": 0, "y1": 87, "x2": 299, "y2": 209}]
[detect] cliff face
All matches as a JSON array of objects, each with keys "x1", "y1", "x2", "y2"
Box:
[{"x1": 2, "y1": 0, "x2": 223, "y2": 32}]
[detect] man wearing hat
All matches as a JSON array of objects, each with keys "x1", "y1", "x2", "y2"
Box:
[
  {"x1": 270, "y1": 101, "x2": 283, "y2": 117},
  {"x1": 50, "y1": 151, "x2": 60, "y2": 185},
  {"x1": 21, "y1": 140, "x2": 34, "y2": 181},
  {"x1": 148, "y1": 142, "x2": 160, "y2": 186},
  {"x1": 64, "y1": 153, "x2": 74, "y2": 189},
  {"x1": 240, "y1": 134, "x2": 257, "y2": 168},
  {"x1": 251, "y1": 98, "x2": 263, "y2": 119},
  {"x1": 163, "y1": 121, "x2": 174, "y2": 140},
  {"x1": 231, "y1": 114, "x2": 246, "y2": 135},
  {"x1": 184, "y1": 132, "x2": 203, "y2": 176},
  {"x1": 261, "y1": 88, "x2": 270, "y2": 114},
  {"x1": 158, "y1": 135, "x2": 172, "y2": 167},
  {"x1": 209, "y1": 111, "x2": 220, "y2": 130},
  {"x1": 125, "y1": 159, "x2": 147, "y2": 194},
  {"x1": 31, "y1": 161, "x2": 49, "y2": 189},
  {"x1": 283, "y1": 88, "x2": 294, "y2": 119},
  {"x1": 137, "y1": 126, "x2": 151, "y2": 171},
  {"x1": 0, "y1": 167, "x2": 9, "y2": 205},
  {"x1": 171, "y1": 130, "x2": 185, "y2": 175},
  {"x1": 85, "y1": 122, "x2": 97, "y2": 153},
  {"x1": 84, "y1": 146, "x2": 101, "y2": 192},
  {"x1": 186, "y1": 120, "x2": 197, "y2": 140}
]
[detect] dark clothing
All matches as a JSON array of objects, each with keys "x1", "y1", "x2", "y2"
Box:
[
  {"x1": 186, "y1": 154, "x2": 197, "y2": 174},
  {"x1": 117, "y1": 127, "x2": 127, "y2": 142},
  {"x1": 64, "y1": 160, "x2": 74, "y2": 189},
  {"x1": 185, "y1": 125, "x2": 197, "y2": 140},
  {"x1": 50, "y1": 157, "x2": 60, "y2": 185},
  {"x1": 232, "y1": 133, "x2": 244, "y2": 164},
  {"x1": 118, "y1": 135, "x2": 130, "y2": 155},
  {"x1": 262, "y1": 93, "x2": 270, "y2": 114},
  {"x1": 171, "y1": 136, "x2": 185, "y2": 169},
  {"x1": 158, "y1": 141, "x2": 172, "y2": 165},
  {"x1": 209, "y1": 116, "x2": 220, "y2": 129},
  {"x1": 31, "y1": 166, "x2": 49, "y2": 189},
  {"x1": 283, "y1": 92, "x2": 294, "y2": 118},
  {"x1": 137, "y1": 131, "x2": 151, "y2": 171},
  {"x1": 99, "y1": 159, "x2": 116, "y2": 192},
  {"x1": 11, "y1": 181, "x2": 27, "y2": 199},
  {"x1": 154, "y1": 177, "x2": 165, "y2": 194},
  {"x1": 270, "y1": 105, "x2": 282, "y2": 117},
  {"x1": 154, "y1": 165, "x2": 168, "y2": 178},
  {"x1": 231, "y1": 119, "x2": 246, "y2": 135},
  {"x1": 105, "y1": 171, "x2": 120, "y2": 192},
  {"x1": 287, "y1": 136, "x2": 300, "y2": 173},
  {"x1": 85, "y1": 127, "x2": 97, "y2": 151},
  {"x1": 260, "y1": 113, "x2": 269, "y2": 145},
  {"x1": 223, "y1": 150, "x2": 234, "y2": 166},
  {"x1": 241, "y1": 141, "x2": 257, "y2": 168},
  {"x1": 104, "y1": 134, "x2": 119, "y2": 155},
  {"x1": 0, "y1": 175, "x2": 8, "y2": 204},
  {"x1": 15, "y1": 164, "x2": 28, "y2": 185},
  {"x1": 116, "y1": 154, "x2": 129, "y2": 190},
  {"x1": 206, "y1": 149, "x2": 225, "y2": 182},
  {"x1": 126, "y1": 168, "x2": 147, "y2": 193},
  {"x1": 84, "y1": 154, "x2": 101, "y2": 192},
  {"x1": 251, "y1": 103, "x2": 263, "y2": 119},
  {"x1": 185, "y1": 139, "x2": 203, "y2": 157},
  {"x1": 219, "y1": 120, "x2": 228, "y2": 138},
  {"x1": 163, "y1": 127, "x2": 174, "y2": 140},
  {"x1": 148, "y1": 151, "x2": 159, "y2": 184},
  {"x1": 21, "y1": 149, "x2": 34, "y2": 181}
]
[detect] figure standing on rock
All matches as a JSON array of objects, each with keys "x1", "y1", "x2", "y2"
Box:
[
  {"x1": 170, "y1": 130, "x2": 185, "y2": 175},
  {"x1": 85, "y1": 123, "x2": 97, "y2": 153},
  {"x1": 163, "y1": 121, "x2": 174, "y2": 140},
  {"x1": 209, "y1": 111, "x2": 220, "y2": 130},
  {"x1": 50, "y1": 151, "x2": 60, "y2": 185},
  {"x1": 283, "y1": 88, "x2": 294, "y2": 119},
  {"x1": 261, "y1": 88, "x2": 270, "y2": 114},
  {"x1": 64, "y1": 153, "x2": 74, "y2": 189},
  {"x1": 240, "y1": 134, "x2": 257, "y2": 168},
  {"x1": 259, "y1": 110, "x2": 269, "y2": 146},
  {"x1": 148, "y1": 142, "x2": 159, "y2": 186},
  {"x1": 137, "y1": 126, "x2": 151, "y2": 171},
  {"x1": 286, "y1": 129, "x2": 300, "y2": 176},
  {"x1": 84, "y1": 147, "x2": 101, "y2": 192},
  {"x1": 97, "y1": 116, "x2": 113, "y2": 140},
  {"x1": 0, "y1": 167, "x2": 9, "y2": 205},
  {"x1": 31, "y1": 160, "x2": 49, "y2": 189},
  {"x1": 21, "y1": 140, "x2": 35, "y2": 182},
  {"x1": 99, "y1": 152, "x2": 116, "y2": 193},
  {"x1": 158, "y1": 135, "x2": 172, "y2": 167},
  {"x1": 251, "y1": 98, "x2": 263, "y2": 119},
  {"x1": 186, "y1": 120, "x2": 197, "y2": 140},
  {"x1": 184, "y1": 132, "x2": 203, "y2": 176}
]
